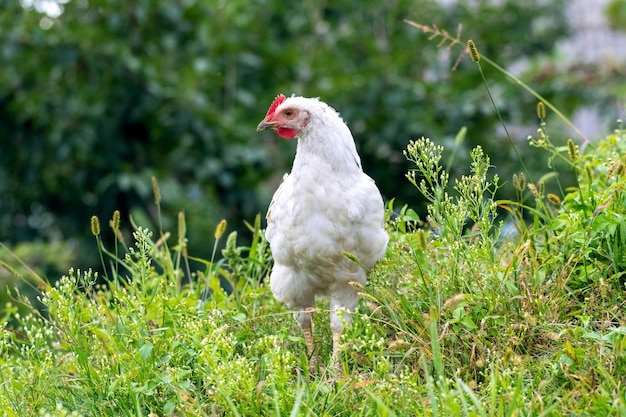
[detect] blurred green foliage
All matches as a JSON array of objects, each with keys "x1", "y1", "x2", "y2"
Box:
[
  {"x1": 606, "y1": 0, "x2": 626, "y2": 31},
  {"x1": 0, "y1": 0, "x2": 580, "y2": 276}
]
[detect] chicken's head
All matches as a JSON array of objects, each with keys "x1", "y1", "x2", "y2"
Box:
[{"x1": 256, "y1": 94, "x2": 310, "y2": 139}]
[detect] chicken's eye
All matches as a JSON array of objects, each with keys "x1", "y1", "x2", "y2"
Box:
[{"x1": 283, "y1": 109, "x2": 296, "y2": 119}]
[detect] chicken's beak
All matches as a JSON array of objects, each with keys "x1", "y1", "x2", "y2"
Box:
[{"x1": 256, "y1": 119, "x2": 275, "y2": 131}]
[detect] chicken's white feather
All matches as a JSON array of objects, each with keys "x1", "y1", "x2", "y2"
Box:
[{"x1": 263, "y1": 96, "x2": 388, "y2": 316}]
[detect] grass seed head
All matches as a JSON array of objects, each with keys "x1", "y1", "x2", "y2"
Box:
[
  {"x1": 90, "y1": 215, "x2": 101, "y2": 237},
  {"x1": 110, "y1": 210, "x2": 121, "y2": 231},
  {"x1": 536, "y1": 101, "x2": 546, "y2": 119},
  {"x1": 467, "y1": 39, "x2": 480, "y2": 63},
  {"x1": 567, "y1": 139, "x2": 579, "y2": 162},
  {"x1": 513, "y1": 172, "x2": 526, "y2": 191},
  {"x1": 178, "y1": 211, "x2": 186, "y2": 239},
  {"x1": 547, "y1": 193, "x2": 561, "y2": 206},
  {"x1": 417, "y1": 229, "x2": 428, "y2": 251},
  {"x1": 214, "y1": 219, "x2": 227, "y2": 239},
  {"x1": 151, "y1": 176, "x2": 161, "y2": 204},
  {"x1": 585, "y1": 164, "x2": 593, "y2": 183},
  {"x1": 343, "y1": 250, "x2": 361, "y2": 264}
]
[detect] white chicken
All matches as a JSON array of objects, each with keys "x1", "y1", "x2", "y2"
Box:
[{"x1": 256, "y1": 94, "x2": 388, "y2": 370}]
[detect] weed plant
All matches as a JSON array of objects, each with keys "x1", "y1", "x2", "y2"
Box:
[{"x1": 1, "y1": 27, "x2": 625, "y2": 417}]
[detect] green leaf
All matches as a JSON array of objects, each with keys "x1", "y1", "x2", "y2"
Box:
[{"x1": 138, "y1": 342, "x2": 154, "y2": 361}]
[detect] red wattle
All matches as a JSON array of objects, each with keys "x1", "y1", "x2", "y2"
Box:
[{"x1": 276, "y1": 128, "x2": 298, "y2": 139}]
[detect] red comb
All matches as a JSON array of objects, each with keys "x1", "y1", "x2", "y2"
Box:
[{"x1": 265, "y1": 94, "x2": 286, "y2": 118}]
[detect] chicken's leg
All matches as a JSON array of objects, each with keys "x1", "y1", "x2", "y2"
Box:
[
  {"x1": 331, "y1": 327, "x2": 342, "y2": 363},
  {"x1": 297, "y1": 308, "x2": 317, "y2": 371},
  {"x1": 329, "y1": 314, "x2": 346, "y2": 379},
  {"x1": 330, "y1": 290, "x2": 358, "y2": 379}
]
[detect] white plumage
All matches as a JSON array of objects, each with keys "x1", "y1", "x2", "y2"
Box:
[{"x1": 257, "y1": 95, "x2": 388, "y2": 370}]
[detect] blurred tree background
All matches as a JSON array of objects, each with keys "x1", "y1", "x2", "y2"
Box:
[{"x1": 0, "y1": 0, "x2": 623, "y2": 284}]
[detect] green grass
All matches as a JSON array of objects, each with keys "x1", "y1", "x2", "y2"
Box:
[
  {"x1": 1, "y1": 123, "x2": 625, "y2": 416},
  {"x1": 1, "y1": 34, "x2": 626, "y2": 415}
]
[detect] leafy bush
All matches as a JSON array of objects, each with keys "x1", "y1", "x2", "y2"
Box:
[{"x1": 0, "y1": 0, "x2": 572, "y2": 273}]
